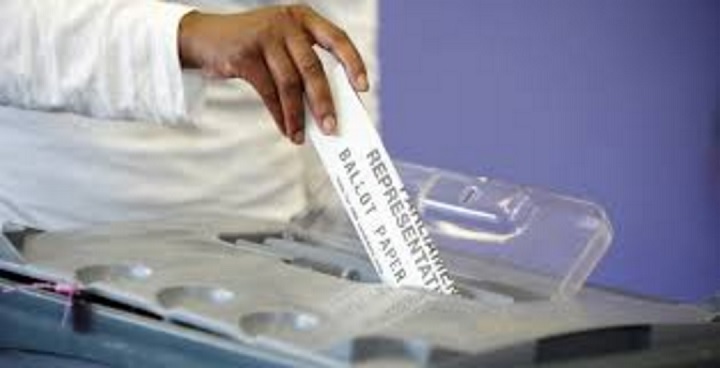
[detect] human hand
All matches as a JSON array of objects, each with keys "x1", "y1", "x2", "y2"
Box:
[{"x1": 178, "y1": 5, "x2": 368, "y2": 144}]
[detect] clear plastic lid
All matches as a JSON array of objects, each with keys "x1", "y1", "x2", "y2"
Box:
[{"x1": 290, "y1": 161, "x2": 613, "y2": 302}]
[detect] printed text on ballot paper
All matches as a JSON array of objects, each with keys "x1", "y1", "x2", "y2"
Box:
[
  {"x1": 335, "y1": 145, "x2": 455, "y2": 293},
  {"x1": 308, "y1": 64, "x2": 456, "y2": 294}
]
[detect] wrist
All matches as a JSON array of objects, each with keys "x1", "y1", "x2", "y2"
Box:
[{"x1": 178, "y1": 11, "x2": 204, "y2": 69}]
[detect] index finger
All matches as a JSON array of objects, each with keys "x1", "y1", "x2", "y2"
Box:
[{"x1": 290, "y1": 6, "x2": 368, "y2": 91}]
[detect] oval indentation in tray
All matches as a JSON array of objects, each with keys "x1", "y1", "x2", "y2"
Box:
[
  {"x1": 75, "y1": 264, "x2": 153, "y2": 284},
  {"x1": 239, "y1": 310, "x2": 320, "y2": 339},
  {"x1": 157, "y1": 285, "x2": 236, "y2": 309}
]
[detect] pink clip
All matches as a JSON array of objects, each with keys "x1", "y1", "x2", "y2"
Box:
[
  {"x1": 52, "y1": 283, "x2": 79, "y2": 296},
  {"x1": 2, "y1": 281, "x2": 82, "y2": 327},
  {"x1": 18, "y1": 281, "x2": 82, "y2": 328}
]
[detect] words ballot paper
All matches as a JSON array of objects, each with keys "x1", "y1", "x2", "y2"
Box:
[{"x1": 306, "y1": 66, "x2": 457, "y2": 294}]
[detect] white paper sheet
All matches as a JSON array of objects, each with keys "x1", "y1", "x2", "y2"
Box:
[{"x1": 306, "y1": 65, "x2": 456, "y2": 294}]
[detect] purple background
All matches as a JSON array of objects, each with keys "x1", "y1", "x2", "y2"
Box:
[{"x1": 380, "y1": 0, "x2": 720, "y2": 302}]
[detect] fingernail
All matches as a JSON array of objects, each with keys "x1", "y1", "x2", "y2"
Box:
[
  {"x1": 356, "y1": 74, "x2": 369, "y2": 91},
  {"x1": 293, "y1": 130, "x2": 304, "y2": 144},
  {"x1": 322, "y1": 115, "x2": 337, "y2": 134}
]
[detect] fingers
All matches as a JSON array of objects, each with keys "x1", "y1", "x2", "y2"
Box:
[
  {"x1": 204, "y1": 6, "x2": 367, "y2": 144},
  {"x1": 286, "y1": 35, "x2": 336, "y2": 135},
  {"x1": 264, "y1": 43, "x2": 305, "y2": 144},
  {"x1": 245, "y1": 61, "x2": 285, "y2": 135},
  {"x1": 291, "y1": 6, "x2": 368, "y2": 92}
]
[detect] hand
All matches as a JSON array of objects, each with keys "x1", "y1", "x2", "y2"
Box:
[{"x1": 178, "y1": 5, "x2": 369, "y2": 144}]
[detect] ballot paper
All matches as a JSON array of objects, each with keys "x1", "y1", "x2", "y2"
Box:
[{"x1": 306, "y1": 66, "x2": 457, "y2": 294}]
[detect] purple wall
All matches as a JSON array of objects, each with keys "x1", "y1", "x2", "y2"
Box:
[{"x1": 380, "y1": 0, "x2": 720, "y2": 302}]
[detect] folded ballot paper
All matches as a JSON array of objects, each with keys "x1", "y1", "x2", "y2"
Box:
[{"x1": 306, "y1": 65, "x2": 457, "y2": 294}]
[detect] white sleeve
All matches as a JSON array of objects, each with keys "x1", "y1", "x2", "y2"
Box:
[{"x1": 0, "y1": 0, "x2": 202, "y2": 125}]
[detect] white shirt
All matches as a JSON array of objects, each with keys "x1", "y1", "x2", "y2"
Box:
[{"x1": 0, "y1": 0, "x2": 378, "y2": 230}]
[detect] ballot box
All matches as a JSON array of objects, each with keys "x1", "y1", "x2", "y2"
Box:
[{"x1": 0, "y1": 162, "x2": 716, "y2": 367}]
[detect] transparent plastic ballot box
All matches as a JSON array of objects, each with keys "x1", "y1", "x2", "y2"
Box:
[
  {"x1": 2, "y1": 161, "x2": 713, "y2": 368},
  {"x1": 289, "y1": 160, "x2": 614, "y2": 303}
]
